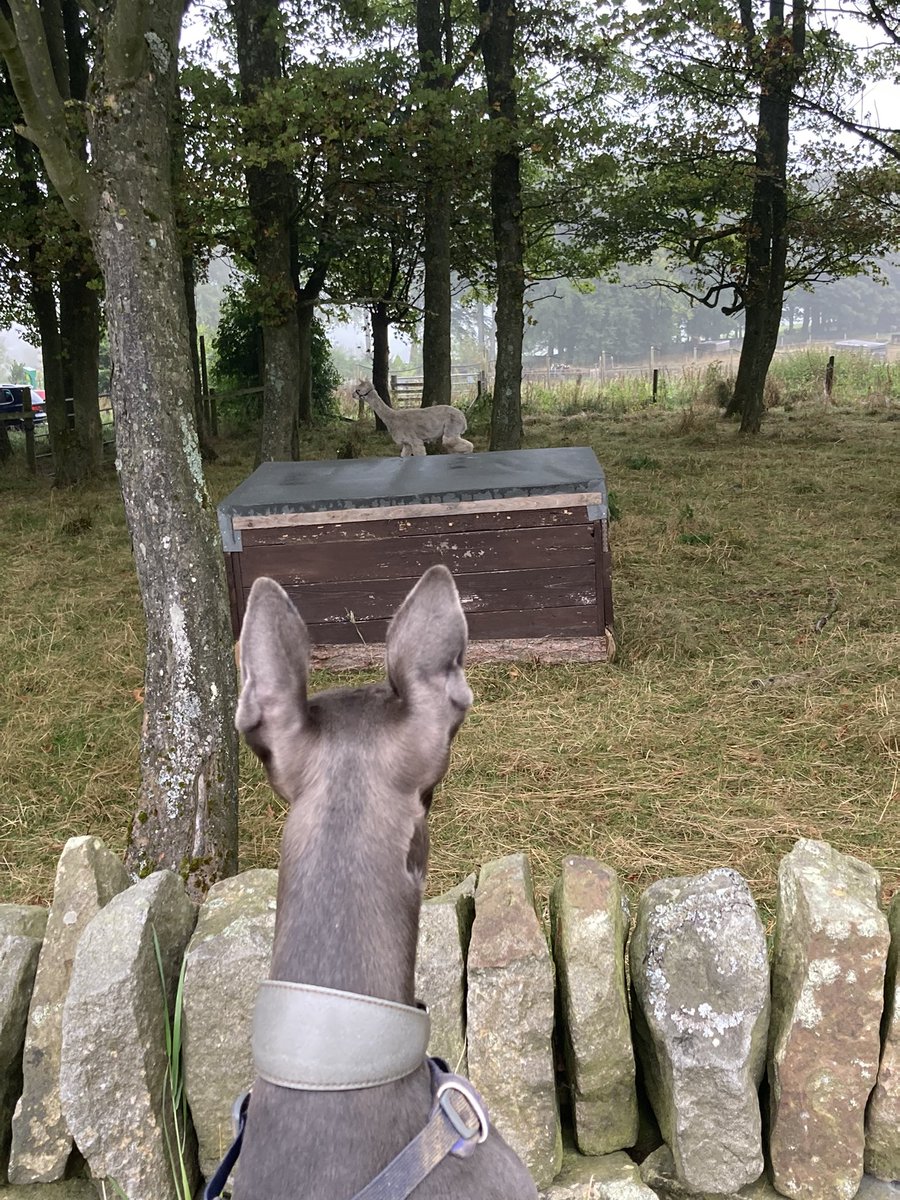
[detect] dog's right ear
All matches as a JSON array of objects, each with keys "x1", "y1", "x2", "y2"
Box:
[{"x1": 236, "y1": 578, "x2": 310, "y2": 777}]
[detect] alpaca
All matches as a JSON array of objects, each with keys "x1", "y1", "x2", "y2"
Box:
[{"x1": 354, "y1": 380, "x2": 474, "y2": 456}]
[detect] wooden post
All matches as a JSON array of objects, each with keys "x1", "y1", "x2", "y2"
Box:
[
  {"x1": 652, "y1": 368, "x2": 659, "y2": 403},
  {"x1": 23, "y1": 388, "x2": 36, "y2": 475},
  {"x1": 825, "y1": 354, "x2": 835, "y2": 399}
]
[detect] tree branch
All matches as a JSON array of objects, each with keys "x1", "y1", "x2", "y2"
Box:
[{"x1": 1, "y1": 0, "x2": 92, "y2": 226}]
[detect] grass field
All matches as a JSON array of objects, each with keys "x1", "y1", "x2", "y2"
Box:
[{"x1": 1, "y1": 365, "x2": 897, "y2": 922}]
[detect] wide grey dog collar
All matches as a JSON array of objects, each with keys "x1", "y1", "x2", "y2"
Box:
[{"x1": 252, "y1": 979, "x2": 431, "y2": 1090}]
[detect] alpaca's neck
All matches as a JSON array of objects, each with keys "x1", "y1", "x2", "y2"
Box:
[{"x1": 365, "y1": 388, "x2": 394, "y2": 423}]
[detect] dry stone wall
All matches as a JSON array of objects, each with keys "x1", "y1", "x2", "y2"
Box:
[{"x1": 1, "y1": 836, "x2": 898, "y2": 1200}]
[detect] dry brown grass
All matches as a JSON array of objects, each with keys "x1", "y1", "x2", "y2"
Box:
[{"x1": 1, "y1": 397, "x2": 897, "y2": 918}]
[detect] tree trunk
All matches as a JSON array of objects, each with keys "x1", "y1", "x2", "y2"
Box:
[
  {"x1": 87, "y1": 8, "x2": 239, "y2": 895},
  {"x1": 298, "y1": 301, "x2": 314, "y2": 425},
  {"x1": 371, "y1": 302, "x2": 392, "y2": 431},
  {"x1": 728, "y1": 302, "x2": 782, "y2": 432},
  {"x1": 29, "y1": 283, "x2": 74, "y2": 480},
  {"x1": 231, "y1": 0, "x2": 300, "y2": 462},
  {"x1": 11, "y1": 128, "x2": 86, "y2": 485},
  {"x1": 182, "y1": 252, "x2": 216, "y2": 459},
  {"x1": 294, "y1": 262, "x2": 328, "y2": 425},
  {"x1": 730, "y1": 0, "x2": 807, "y2": 433},
  {"x1": 481, "y1": 0, "x2": 524, "y2": 450},
  {"x1": 2, "y1": 0, "x2": 240, "y2": 896},
  {"x1": 417, "y1": 0, "x2": 452, "y2": 408},
  {"x1": 59, "y1": 268, "x2": 103, "y2": 476}
]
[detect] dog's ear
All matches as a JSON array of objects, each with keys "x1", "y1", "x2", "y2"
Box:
[
  {"x1": 386, "y1": 565, "x2": 472, "y2": 714},
  {"x1": 236, "y1": 577, "x2": 310, "y2": 788}
]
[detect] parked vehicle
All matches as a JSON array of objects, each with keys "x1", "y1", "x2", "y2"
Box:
[{"x1": 0, "y1": 385, "x2": 47, "y2": 429}]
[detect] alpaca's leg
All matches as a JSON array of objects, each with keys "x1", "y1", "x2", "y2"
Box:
[
  {"x1": 442, "y1": 434, "x2": 474, "y2": 453},
  {"x1": 408, "y1": 438, "x2": 427, "y2": 456}
]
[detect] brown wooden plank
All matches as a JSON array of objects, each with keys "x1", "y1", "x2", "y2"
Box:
[
  {"x1": 233, "y1": 491, "x2": 603, "y2": 532},
  {"x1": 240, "y1": 504, "x2": 590, "y2": 547},
  {"x1": 297, "y1": 606, "x2": 599, "y2": 645},
  {"x1": 259, "y1": 565, "x2": 596, "y2": 625},
  {"x1": 224, "y1": 553, "x2": 244, "y2": 638},
  {"x1": 594, "y1": 517, "x2": 614, "y2": 630},
  {"x1": 239, "y1": 524, "x2": 596, "y2": 587},
  {"x1": 310, "y1": 635, "x2": 611, "y2": 669}
]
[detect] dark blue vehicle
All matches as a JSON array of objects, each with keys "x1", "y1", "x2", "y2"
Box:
[{"x1": 0, "y1": 385, "x2": 47, "y2": 429}]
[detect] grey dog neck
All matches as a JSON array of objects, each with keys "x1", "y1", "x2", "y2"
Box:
[{"x1": 252, "y1": 979, "x2": 431, "y2": 1091}]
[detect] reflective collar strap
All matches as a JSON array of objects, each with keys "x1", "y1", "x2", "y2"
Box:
[
  {"x1": 252, "y1": 979, "x2": 431, "y2": 1090},
  {"x1": 203, "y1": 1061, "x2": 490, "y2": 1200}
]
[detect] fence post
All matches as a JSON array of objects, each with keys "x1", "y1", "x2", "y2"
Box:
[
  {"x1": 652, "y1": 368, "x2": 659, "y2": 403},
  {"x1": 825, "y1": 355, "x2": 835, "y2": 399}
]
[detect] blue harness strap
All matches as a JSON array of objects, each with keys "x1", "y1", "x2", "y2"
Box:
[
  {"x1": 204, "y1": 1090, "x2": 250, "y2": 1200},
  {"x1": 204, "y1": 1059, "x2": 489, "y2": 1200}
]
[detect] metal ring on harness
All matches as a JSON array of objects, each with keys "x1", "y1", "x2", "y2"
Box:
[{"x1": 436, "y1": 1078, "x2": 489, "y2": 1149}]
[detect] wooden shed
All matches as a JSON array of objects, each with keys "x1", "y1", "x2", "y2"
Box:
[{"x1": 217, "y1": 447, "x2": 614, "y2": 666}]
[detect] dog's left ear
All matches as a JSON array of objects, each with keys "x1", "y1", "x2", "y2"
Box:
[{"x1": 236, "y1": 578, "x2": 310, "y2": 784}]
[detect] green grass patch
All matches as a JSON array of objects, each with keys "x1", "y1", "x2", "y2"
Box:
[{"x1": 1, "y1": 392, "x2": 897, "y2": 920}]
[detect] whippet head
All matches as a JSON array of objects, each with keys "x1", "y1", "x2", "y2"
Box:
[{"x1": 235, "y1": 566, "x2": 472, "y2": 905}]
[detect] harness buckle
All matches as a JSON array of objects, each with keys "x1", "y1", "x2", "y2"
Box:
[
  {"x1": 232, "y1": 1089, "x2": 251, "y2": 1139},
  {"x1": 435, "y1": 1078, "x2": 489, "y2": 1148}
]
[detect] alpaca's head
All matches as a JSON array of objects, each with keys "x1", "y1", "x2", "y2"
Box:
[{"x1": 353, "y1": 380, "x2": 377, "y2": 402}]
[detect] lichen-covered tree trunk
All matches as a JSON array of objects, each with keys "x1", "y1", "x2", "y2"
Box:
[
  {"x1": 1, "y1": 0, "x2": 239, "y2": 896},
  {"x1": 88, "y1": 11, "x2": 239, "y2": 894},
  {"x1": 481, "y1": 0, "x2": 524, "y2": 450}
]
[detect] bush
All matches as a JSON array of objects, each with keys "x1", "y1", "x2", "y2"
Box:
[{"x1": 212, "y1": 288, "x2": 340, "y2": 421}]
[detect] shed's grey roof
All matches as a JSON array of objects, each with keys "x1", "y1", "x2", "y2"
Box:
[{"x1": 218, "y1": 447, "x2": 606, "y2": 518}]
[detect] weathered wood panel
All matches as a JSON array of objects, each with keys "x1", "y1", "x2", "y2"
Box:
[
  {"x1": 257, "y1": 565, "x2": 596, "y2": 626},
  {"x1": 240, "y1": 504, "x2": 590, "y2": 547},
  {"x1": 301, "y1": 606, "x2": 600, "y2": 645},
  {"x1": 224, "y1": 553, "x2": 245, "y2": 634},
  {"x1": 232, "y1": 491, "x2": 603, "y2": 533},
  {"x1": 309, "y1": 635, "x2": 612, "y2": 669},
  {"x1": 239, "y1": 525, "x2": 596, "y2": 587}
]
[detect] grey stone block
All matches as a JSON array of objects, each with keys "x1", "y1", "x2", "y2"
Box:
[
  {"x1": 768, "y1": 840, "x2": 890, "y2": 1200},
  {"x1": 466, "y1": 853, "x2": 562, "y2": 1188},
  {"x1": 0, "y1": 1181, "x2": 100, "y2": 1199},
  {"x1": 866, "y1": 893, "x2": 900, "y2": 1181},
  {"x1": 639, "y1": 1145, "x2": 781, "y2": 1199},
  {"x1": 9, "y1": 837, "x2": 129, "y2": 1184},
  {"x1": 0, "y1": 933, "x2": 43, "y2": 1183},
  {"x1": 629, "y1": 868, "x2": 769, "y2": 1195},
  {"x1": 551, "y1": 858, "x2": 637, "y2": 1155},
  {"x1": 415, "y1": 873, "x2": 475, "y2": 1074},
  {"x1": 182, "y1": 868, "x2": 278, "y2": 1179},
  {"x1": 59, "y1": 871, "x2": 198, "y2": 1200},
  {"x1": 541, "y1": 1149, "x2": 657, "y2": 1199},
  {"x1": 0, "y1": 907, "x2": 49, "y2": 942}
]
